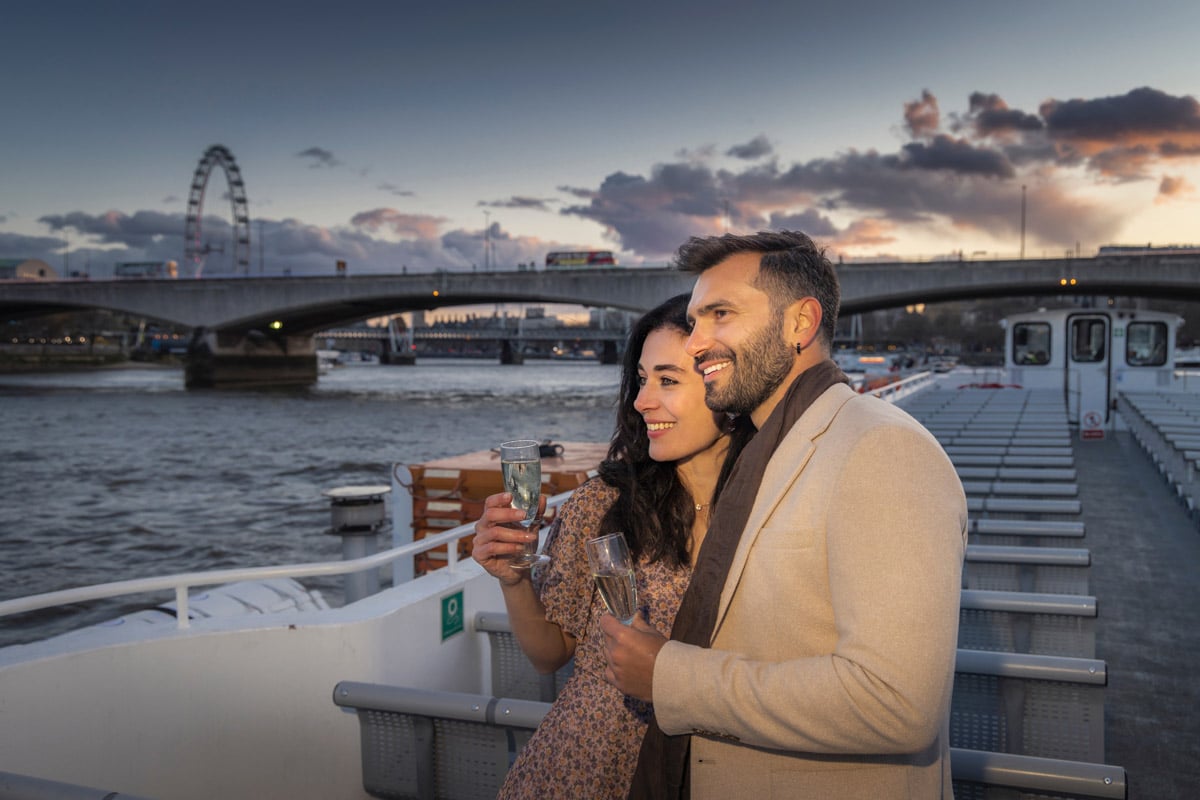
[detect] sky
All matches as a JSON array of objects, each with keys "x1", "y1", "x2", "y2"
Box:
[{"x1": 2, "y1": 0, "x2": 1199, "y2": 280}]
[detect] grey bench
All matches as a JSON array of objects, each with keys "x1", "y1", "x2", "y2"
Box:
[
  {"x1": 950, "y1": 749, "x2": 1126, "y2": 799},
  {"x1": 332, "y1": 682, "x2": 1124, "y2": 800},
  {"x1": 959, "y1": 588, "x2": 1097, "y2": 658},
  {"x1": 478, "y1": 612, "x2": 1104, "y2": 758},
  {"x1": 953, "y1": 453, "x2": 1076, "y2": 468},
  {"x1": 332, "y1": 682, "x2": 547, "y2": 800},
  {"x1": 474, "y1": 611, "x2": 572, "y2": 701},
  {"x1": 967, "y1": 497, "x2": 1083, "y2": 519},
  {"x1": 964, "y1": 544, "x2": 1091, "y2": 595},
  {"x1": 961, "y1": 480, "x2": 1079, "y2": 498},
  {"x1": 951, "y1": 649, "x2": 1106, "y2": 763},
  {"x1": 956, "y1": 466, "x2": 1078, "y2": 481}
]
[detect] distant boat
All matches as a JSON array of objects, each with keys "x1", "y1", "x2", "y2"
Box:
[
  {"x1": 335, "y1": 351, "x2": 380, "y2": 366},
  {"x1": 315, "y1": 349, "x2": 341, "y2": 372}
]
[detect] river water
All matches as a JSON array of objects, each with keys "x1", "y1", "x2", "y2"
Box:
[{"x1": 0, "y1": 360, "x2": 621, "y2": 647}]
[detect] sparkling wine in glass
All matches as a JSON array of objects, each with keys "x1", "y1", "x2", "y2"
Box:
[
  {"x1": 586, "y1": 532, "x2": 637, "y2": 625},
  {"x1": 500, "y1": 439, "x2": 548, "y2": 569}
]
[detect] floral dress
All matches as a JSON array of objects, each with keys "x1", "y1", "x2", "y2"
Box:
[{"x1": 498, "y1": 478, "x2": 693, "y2": 800}]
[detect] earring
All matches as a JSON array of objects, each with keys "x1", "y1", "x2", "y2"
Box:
[{"x1": 795, "y1": 342, "x2": 803, "y2": 355}]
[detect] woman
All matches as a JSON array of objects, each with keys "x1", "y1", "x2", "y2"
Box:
[{"x1": 471, "y1": 294, "x2": 753, "y2": 799}]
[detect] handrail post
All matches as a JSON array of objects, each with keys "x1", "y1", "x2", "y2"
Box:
[{"x1": 175, "y1": 585, "x2": 190, "y2": 629}]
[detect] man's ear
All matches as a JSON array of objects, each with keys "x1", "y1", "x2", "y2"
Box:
[{"x1": 786, "y1": 297, "x2": 823, "y2": 350}]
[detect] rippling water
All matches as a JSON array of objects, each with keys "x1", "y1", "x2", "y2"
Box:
[{"x1": 0, "y1": 360, "x2": 620, "y2": 646}]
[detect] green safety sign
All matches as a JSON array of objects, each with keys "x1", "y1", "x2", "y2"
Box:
[{"x1": 441, "y1": 590, "x2": 464, "y2": 641}]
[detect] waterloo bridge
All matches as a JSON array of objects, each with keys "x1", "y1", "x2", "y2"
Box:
[{"x1": 2, "y1": 253, "x2": 1199, "y2": 387}]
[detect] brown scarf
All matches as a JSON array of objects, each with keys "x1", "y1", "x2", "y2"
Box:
[{"x1": 627, "y1": 359, "x2": 849, "y2": 799}]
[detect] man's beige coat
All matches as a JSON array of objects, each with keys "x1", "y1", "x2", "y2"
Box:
[{"x1": 654, "y1": 383, "x2": 967, "y2": 799}]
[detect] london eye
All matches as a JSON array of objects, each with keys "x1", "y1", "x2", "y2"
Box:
[{"x1": 184, "y1": 144, "x2": 251, "y2": 277}]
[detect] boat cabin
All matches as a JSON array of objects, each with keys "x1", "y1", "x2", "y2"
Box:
[{"x1": 1003, "y1": 307, "x2": 1183, "y2": 427}]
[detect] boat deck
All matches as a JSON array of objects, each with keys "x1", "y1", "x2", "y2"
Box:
[{"x1": 1073, "y1": 430, "x2": 1200, "y2": 797}]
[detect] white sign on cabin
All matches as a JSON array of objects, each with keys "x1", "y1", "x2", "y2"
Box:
[{"x1": 1080, "y1": 409, "x2": 1105, "y2": 441}]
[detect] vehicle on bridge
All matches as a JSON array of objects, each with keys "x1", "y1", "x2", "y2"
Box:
[
  {"x1": 544, "y1": 250, "x2": 617, "y2": 268},
  {"x1": 1097, "y1": 243, "x2": 1200, "y2": 257},
  {"x1": 114, "y1": 260, "x2": 179, "y2": 279}
]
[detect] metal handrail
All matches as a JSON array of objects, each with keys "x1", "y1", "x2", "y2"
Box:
[
  {"x1": 0, "y1": 486, "x2": 581, "y2": 629},
  {"x1": 867, "y1": 370, "x2": 935, "y2": 402}
]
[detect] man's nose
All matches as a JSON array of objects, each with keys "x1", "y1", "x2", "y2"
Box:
[{"x1": 685, "y1": 323, "x2": 710, "y2": 358}]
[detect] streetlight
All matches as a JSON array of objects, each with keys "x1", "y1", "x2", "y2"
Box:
[{"x1": 1020, "y1": 184, "x2": 1026, "y2": 260}]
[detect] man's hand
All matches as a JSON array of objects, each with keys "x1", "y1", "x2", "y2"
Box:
[{"x1": 599, "y1": 612, "x2": 668, "y2": 702}]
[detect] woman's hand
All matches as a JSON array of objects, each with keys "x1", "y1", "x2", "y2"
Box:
[{"x1": 471, "y1": 491, "x2": 546, "y2": 585}]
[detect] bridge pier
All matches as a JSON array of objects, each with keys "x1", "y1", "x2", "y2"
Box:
[
  {"x1": 499, "y1": 339, "x2": 524, "y2": 365},
  {"x1": 600, "y1": 340, "x2": 620, "y2": 365},
  {"x1": 185, "y1": 328, "x2": 318, "y2": 389}
]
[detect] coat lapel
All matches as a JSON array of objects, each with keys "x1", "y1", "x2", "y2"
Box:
[{"x1": 711, "y1": 383, "x2": 857, "y2": 638}]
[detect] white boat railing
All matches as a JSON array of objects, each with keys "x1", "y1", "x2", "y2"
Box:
[
  {"x1": 866, "y1": 370, "x2": 936, "y2": 402},
  {"x1": 0, "y1": 486, "x2": 582, "y2": 630}
]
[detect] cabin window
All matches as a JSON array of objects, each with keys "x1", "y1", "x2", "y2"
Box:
[
  {"x1": 1126, "y1": 322, "x2": 1168, "y2": 367},
  {"x1": 1013, "y1": 323, "x2": 1051, "y2": 366},
  {"x1": 1070, "y1": 319, "x2": 1106, "y2": 363}
]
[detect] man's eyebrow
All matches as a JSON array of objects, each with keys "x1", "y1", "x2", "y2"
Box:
[{"x1": 691, "y1": 300, "x2": 730, "y2": 316}]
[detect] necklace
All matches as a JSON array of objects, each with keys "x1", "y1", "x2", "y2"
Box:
[{"x1": 695, "y1": 503, "x2": 710, "y2": 512}]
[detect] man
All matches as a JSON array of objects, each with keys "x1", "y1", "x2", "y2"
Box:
[{"x1": 600, "y1": 230, "x2": 966, "y2": 799}]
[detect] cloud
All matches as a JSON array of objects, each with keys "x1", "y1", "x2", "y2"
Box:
[
  {"x1": 903, "y1": 90, "x2": 940, "y2": 139},
  {"x1": 1157, "y1": 174, "x2": 1194, "y2": 202},
  {"x1": 674, "y1": 144, "x2": 718, "y2": 161},
  {"x1": 349, "y1": 208, "x2": 445, "y2": 239},
  {"x1": 896, "y1": 135, "x2": 1015, "y2": 178},
  {"x1": 553, "y1": 86, "x2": 1200, "y2": 258},
  {"x1": 726, "y1": 135, "x2": 774, "y2": 160},
  {"x1": 296, "y1": 147, "x2": 340, "y2": 169},
  {"x1": 1037, "y1": 87, "x2": 1200, "y2": 177},
  {"x1": 556, "y1": 185, "x2": 597, "y2": 200},
  {"x1": 38, "y1": 209, "x2": 187, "y2": 250},
  {"x1": 0, "y1": 230, "x2": 66, "y2": 259},
  {"x1": 561, "y1": 167, "x2": 724, "y2": 258},
  {"x1": 478, "y1": 196, "x2": 556, "y2": 212},
  {"x1": 963, "y1": 92, "x2": 1043, "y2": 137},
  {"x1": 377, "y1": 182, "x2": 415, "y2": 197}
]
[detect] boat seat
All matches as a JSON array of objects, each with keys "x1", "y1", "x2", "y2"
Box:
[
  {"x1": 964, "y1": 544, "x2": 1091, "y2": 595},
  {"x1": 332, "y1": 682, "x2": 545, "y2": 800},
  {"x1": 961, "y1": 480, "x2": 1079, "y2": 497},
  {"x1": 332, "y1": 680, "x2": 1122, "y2": 800},
  {"x1": 474, "y1": 611, "x2": 573, "y2": 702},
  {"x1": 951, "y1": 649, "x2": 1107, "y2": 763},
  {"x1": 959, "y1": 588, "x2": 1097, "y2": 658},
  {"x1": 967, "y1": 497, "x2": 1082, "y2": 520},
  {"x1": 968, "y1": 521, "x2": 1085, "y2": 550},
  {"x1": 952, "y1": 453, "x2": 1076, "y2": 468},
  {"x1": 949, "y1": 749, "x2": 1126, "y2": 799},
  {"x1": 956, "y1": 465, "x2": 1078, "y2": 481}
]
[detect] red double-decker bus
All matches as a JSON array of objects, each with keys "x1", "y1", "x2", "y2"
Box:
[{"x1": 544, "y1": 250, "x2": 618, "y2": 268}]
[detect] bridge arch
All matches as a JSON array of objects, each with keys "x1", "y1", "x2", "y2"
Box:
[{"x1": 185, "y1": 145, "x2": 251, "y2": 277}]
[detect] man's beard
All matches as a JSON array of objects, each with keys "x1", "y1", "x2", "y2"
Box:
[{"x1": 702, "y1": 310, "x2": 795, "y2": 416}]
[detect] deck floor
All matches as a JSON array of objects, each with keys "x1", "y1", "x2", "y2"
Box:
[{"x1": 1073, "y1": 430, "x2": 1200, "y2": 797}]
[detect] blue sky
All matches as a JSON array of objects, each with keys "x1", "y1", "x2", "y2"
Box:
[{"x1": 2, "y1": 0, "x2": 1199, "y2": 278}]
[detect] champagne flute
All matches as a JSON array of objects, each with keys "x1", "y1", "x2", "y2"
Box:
[
  {"x1": 500, "y1": 439, "x2": 549, "y2": 569},
  {"x1": 586, "y1": 532, "x2": 637, "y2": 625}
]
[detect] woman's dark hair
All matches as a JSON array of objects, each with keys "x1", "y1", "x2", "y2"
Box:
[{"x1": 596, "y1": 294, "x2": 754, "y2": 566}]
